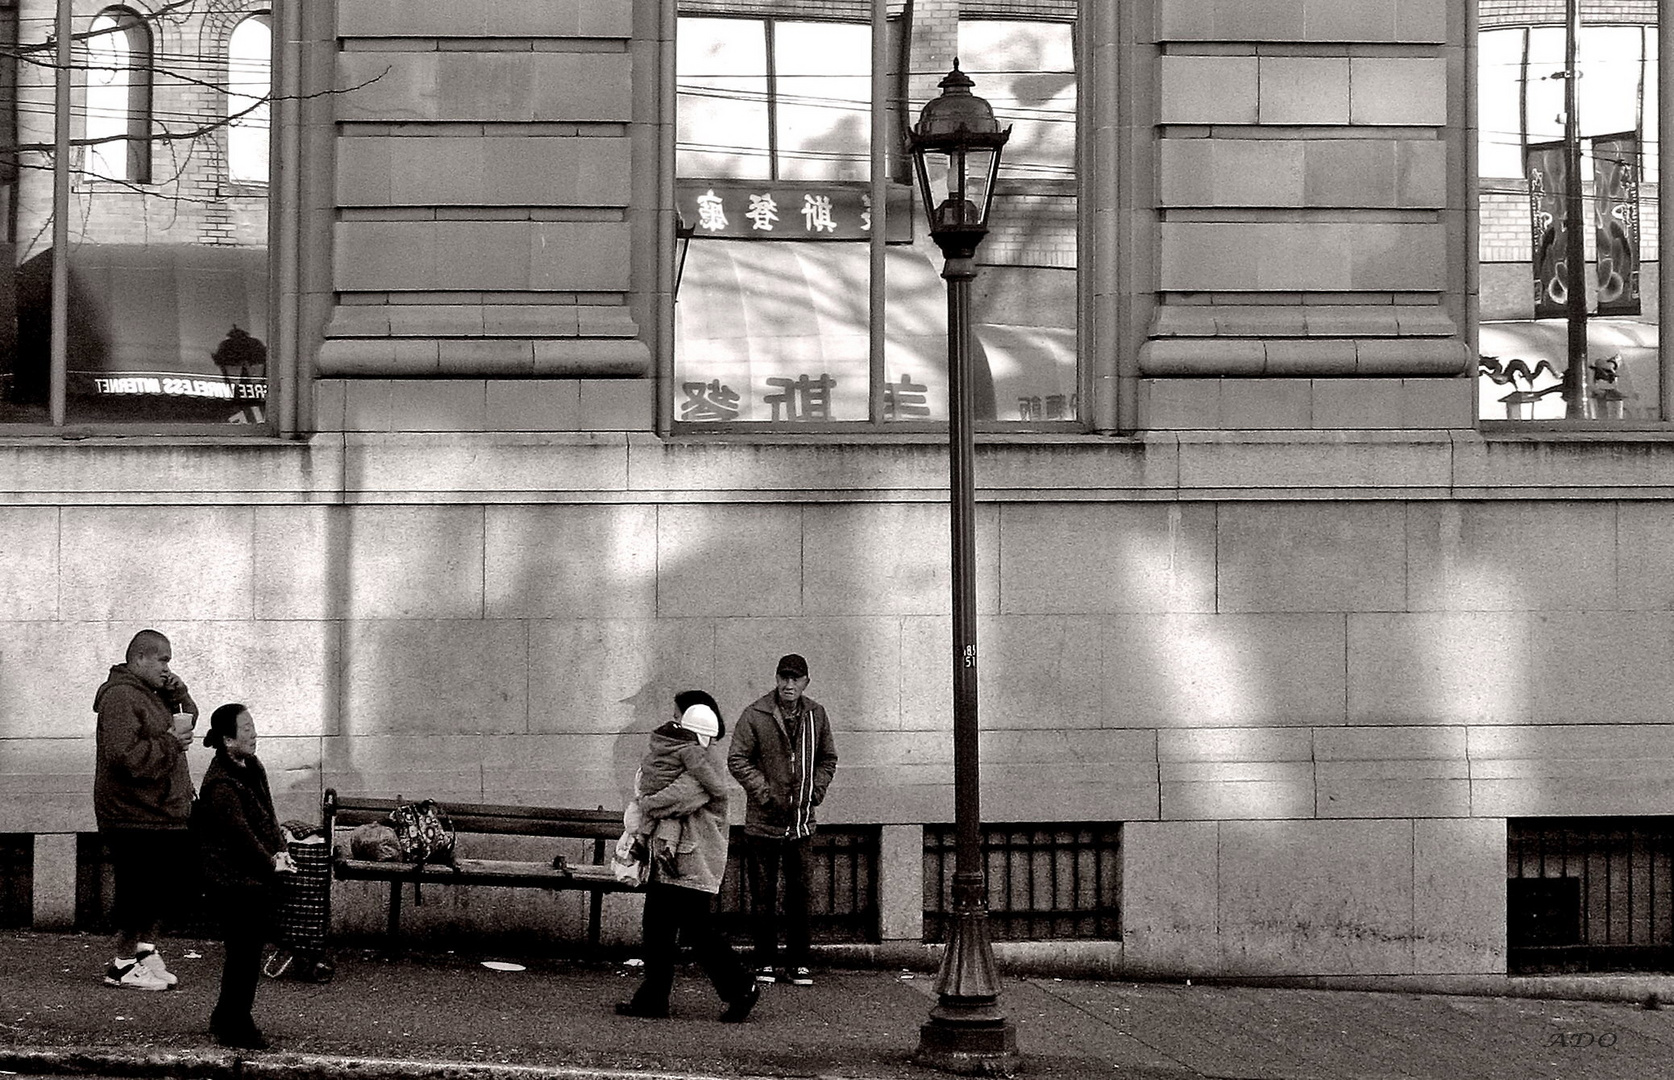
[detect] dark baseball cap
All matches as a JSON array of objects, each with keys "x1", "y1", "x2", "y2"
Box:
[{"x1": 776, "y1": 653, "x2": 809, "y2": 679}]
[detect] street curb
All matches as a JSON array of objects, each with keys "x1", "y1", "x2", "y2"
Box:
[
  {"x1": 816, "y1": 944, "x2": 1674, "y2": 1004},
  {"x1": 0, "y1": 1047, "x2": 759, "y2": 1080},
  {"x1": 0, "y1": 1047, "x2": 1212, "y2": 1080},
  {"x1": 1168, "y1": 973, "x2": 1674, "y2": 1004}
]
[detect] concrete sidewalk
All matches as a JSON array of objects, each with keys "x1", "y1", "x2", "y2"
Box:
[{"x1": 2, "y1": 931, "x2": 1671, "y2": 1080}]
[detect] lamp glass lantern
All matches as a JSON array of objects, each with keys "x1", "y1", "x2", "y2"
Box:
[{"x1": 907, "y1": 62, "x2": 1010, "y2": 260}]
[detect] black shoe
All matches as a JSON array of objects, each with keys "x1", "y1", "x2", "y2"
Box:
[
  {"x1": 720, "y1": 981, "x2": 760, "y2": 1023},
  {"x1": 211, "y1": 1022, "x2": 269, "y2": 1051},
  {"x1": 615, "y1": 1000, "x2": 669, "y2": 1019}
]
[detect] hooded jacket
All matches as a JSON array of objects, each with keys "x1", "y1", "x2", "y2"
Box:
[
  {"x1": 638, "y1": 722, "x2": 730, "y2": 804},
  {"x1": 636, "y1": 731, "x2": 731, "y2": 895},
  {"x1": 727, "y1": 691, "x2": 837, "y2": 840},
  {"x1": 197, "y1": 750, "x2": 285, "y2": 890},
  {"x1": 93, "y1": 665, "x2": 192, "y2": 830}
]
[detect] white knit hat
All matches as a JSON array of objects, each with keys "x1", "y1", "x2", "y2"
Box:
[{"x1": 680, "y1": 703, "x2": 720, "y2": 741}]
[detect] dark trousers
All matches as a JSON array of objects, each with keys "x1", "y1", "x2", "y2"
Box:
[
  {"x1": 742, "y1": 833, "x2": 812, "y2": 969},
  {"x1": 103, "y1": 828, "x2": 192, "y2": 957},
  {"x1": 209, "y1": 884, "x2": 274, "y2": 1034},
  {"x1": 629, "y1": 882, "x2": 752, "y2": 1012}
]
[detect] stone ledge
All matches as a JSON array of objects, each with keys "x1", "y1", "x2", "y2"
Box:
[
  {"x1": 326, "y1": 305, "x2": 634, "y2": 339},
  {"x1": 338, "y1": 0, "x2": 633, "y2": 40},
  {"x1": 1152, "y1": 305, "x2": 1456, "y2": 339},
  {"x1": 1140, "y1": 338, "x2": 1471, "y2": 376},
  {"x1": 6, "y1": 431, "x2": 1674, "y2": 504},
  {"x1": 317, "y1": 338, "x2": 649, "y2": 377}
]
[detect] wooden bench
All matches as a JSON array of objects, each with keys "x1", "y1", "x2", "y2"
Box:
[{"x1": 321, "y1": 789, "x2": 639, "y2": 952}]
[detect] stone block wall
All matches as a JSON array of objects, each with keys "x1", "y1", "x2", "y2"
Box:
[
  {"x1": 1141, "y1": 0, "x2": 1475, "y2": 431},
  {"x1": 318, "y1": 0, "x2": 650, "y2": 380},
  {"x1": 8, "y1": 433, "x2": 1674, "y2": 970},
  {"x1": 5, "y1": 0, "x2": 1674, "y2": 979}
]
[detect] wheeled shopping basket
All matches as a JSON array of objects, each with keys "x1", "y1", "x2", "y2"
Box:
[{"x1": 262, "y1": 832, "x2": 335, "y2": 982}]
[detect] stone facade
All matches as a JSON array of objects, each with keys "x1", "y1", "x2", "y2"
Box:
[{"x1": 3, "y1": 0, "x2": 1672, "y2": 978}]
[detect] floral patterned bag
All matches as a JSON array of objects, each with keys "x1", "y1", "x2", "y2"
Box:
[{"x1": 387, "y1": 797, "x2": 456, "y2": 867}]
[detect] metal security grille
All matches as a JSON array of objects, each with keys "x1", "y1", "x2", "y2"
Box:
[
  {"x1": 715, "y1": 826, "x2": 880, "y2": 945},
  {"x1": 923, "y1": 824, "x2": 1121, "y2": 943},
  {"x1": 0, "y1": 835, "x2": 31, "y2": 928},
  {"x1": 1508, "y1": 817, "x2": 1674, "y2": 973}
]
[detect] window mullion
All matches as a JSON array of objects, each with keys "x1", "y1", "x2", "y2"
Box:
[
  {"x1": 766, "y1": 21, "x2": 779, "y2": 182},
  {"x1": 49, "y1": 0, "x2": 72, "y2": 426},
  {"x1": 1660, "y1": 5, "x2": 1673, "y2": 420},
  {"x1": 868, "y1": 0, "x2": 887, "y2": 425}
]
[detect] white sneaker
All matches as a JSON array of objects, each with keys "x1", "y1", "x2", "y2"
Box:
[
  {"x1": 104, "y1": 959, "x2": 170, "y2": 991},
  {"x1": 136, "y1": 947, "x2": 177, "y2": 987}
]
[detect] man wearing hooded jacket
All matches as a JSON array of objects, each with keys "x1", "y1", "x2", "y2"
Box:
[
  {"x1": 727, "y1": 653, "x2": 838, "y2": 986},
  {"x1": 93, "y1": 629, "x2": 199, "y2": 991}
]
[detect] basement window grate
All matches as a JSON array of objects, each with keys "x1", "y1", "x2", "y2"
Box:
[
  {"x1": 715, "y1": 825, "x2": 880, "y2": 945},
  {"x1": 923, "y1": 823, "x2": 1121, "y2": 943},
  {"x1": 0, "y1": 835, "x2": 32, "y2": 928},
  {"x1": 1508, "y1": 817, "x2": 1674, "y2": 973}
]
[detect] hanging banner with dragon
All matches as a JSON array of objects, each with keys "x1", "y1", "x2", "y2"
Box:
[
  {"x1": 1525, "y1": 140, "x2": 1569, "y2": 320},
  {"x1": 1590, "y1": 131, "x2": 1641, "y2": 317}
]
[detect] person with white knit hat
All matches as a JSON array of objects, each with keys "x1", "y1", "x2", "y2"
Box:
[{"x1": 616, "y1": 690, "x2": 758, "y2": 1022}]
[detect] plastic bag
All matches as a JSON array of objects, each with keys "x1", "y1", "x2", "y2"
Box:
[
  {"x1": 348, "y1": 822, "x2": 401, "y2": 861},
  {"x1": 611, "y1": 831, "x2": 649, "y2": 886}
]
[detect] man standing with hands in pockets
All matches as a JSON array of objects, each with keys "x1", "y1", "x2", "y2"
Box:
[
  {"x1": 93, "y1": 629, "x2": 199, "y2": 991},
  {"x1": 728, "y1": 653, "x2": 838, "y2": 986}
]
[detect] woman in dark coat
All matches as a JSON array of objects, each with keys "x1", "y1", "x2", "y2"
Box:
[
  {"x1": 616, "y1": 689, "x2": 759, "y2": 1022},
  {"x1": 197, "y1": 703, "x2": 293, "y2": 1050}
]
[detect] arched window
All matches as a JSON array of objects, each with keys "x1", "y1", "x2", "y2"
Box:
[
  {"x1": 85, "y1": 8, "x2": 152, "y2": 182},
  {"x1": 227, "y1": 15, "x2": 272, "y2": 184}
]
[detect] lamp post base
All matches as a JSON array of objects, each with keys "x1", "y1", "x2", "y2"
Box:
[
  {"x1": 915, "y1": 1015, "x2": 1019, "y2": 1077},
  {"x1": 913, "y1": 893, "x2": 1018, "y2": 1076}
]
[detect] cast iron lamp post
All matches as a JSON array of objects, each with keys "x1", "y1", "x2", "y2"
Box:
[{"x1": 907, "y1": 62, "x2": 1017, "y2": 1077}]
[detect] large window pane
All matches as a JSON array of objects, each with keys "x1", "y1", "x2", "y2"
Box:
[
  {"x1": 960, "y1": 18, "x2": 1079, "y2": 422},
  {"x1": 85, "y1": 10, "x2": 139, "y2": 181},
  {"x1": 675, "y1": 13, "x2": 889, "y2": 423},
  {"x1": 227, "y1": 15, "x2": 271, "y2": 185},
  {"x1": 673, "y1": 7, "x2": 1080, "y2": 427},
  {"x1": 1479, "y1": 28, "x2": 1525, "y2": 179},
  {"x1": 1476, "y1": 15, "x2": 1660, "y2": 423},
  {"x1": 959, "y1": 20, "x2": 1076, "y2": 183},
  {"x1": 677, "y1": 17, "x2": 770, "y2": 180},
  {"x1": 0, "y1": 3, "x2": 271, "y2": 427},
  {"x1": 1525, "y1": 27, "x2": 1565, "y2": 147},
  {"x1": 774, "y1": 22, "x2": 870, "y2": 182},
  {"x1": 1578, "y1": 26, "x2": 1643, "y2": 141}
]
